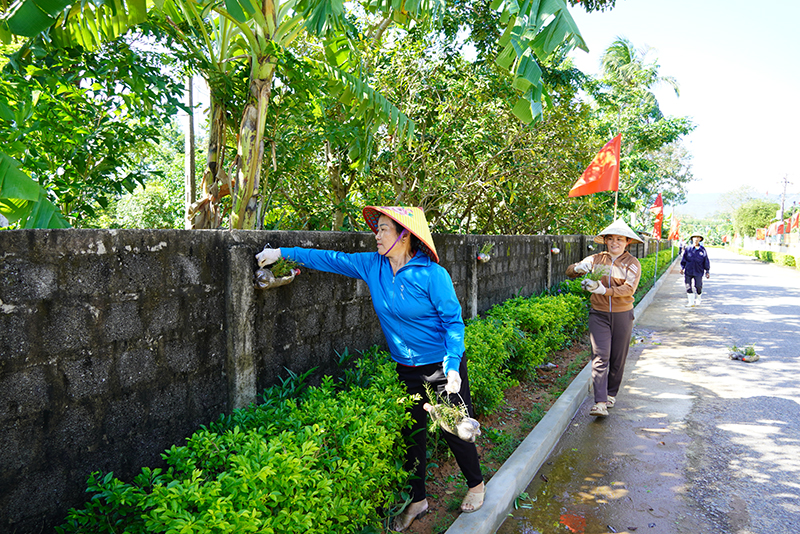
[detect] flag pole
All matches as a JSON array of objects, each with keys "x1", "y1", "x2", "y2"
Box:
[{"x1": 614, "y1": 190, "x2": 618, "y2": 220}]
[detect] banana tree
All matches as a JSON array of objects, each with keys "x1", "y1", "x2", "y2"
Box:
[{"x1": 0, "y1": 153, "x2": 69, "y2": 228}]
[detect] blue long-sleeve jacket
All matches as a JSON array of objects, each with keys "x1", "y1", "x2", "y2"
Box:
[
  {"x1": 681, "y1": 245, "x2": 710, "y2": 276},
  {"x1": 282, "y1": 247, "x2": 466, "y2": 375}
]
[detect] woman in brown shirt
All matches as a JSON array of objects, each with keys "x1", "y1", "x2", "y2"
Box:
[{"x1": 567, "y1": 219, "x2": 643, "y2": 417}]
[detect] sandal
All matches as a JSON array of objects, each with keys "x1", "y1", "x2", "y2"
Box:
[
  {"x1": 460, "y1": 488, "x2": 485, "y2": 513},
  {"x1": 606, "y1": 396, "x2": 616, "y2": 409},
  {"x1": 589, "y1": 402, "x2": 608, "y2": 417},
  {"x1": 392, "y1": 499, "x2": 428, "y2": 532}
]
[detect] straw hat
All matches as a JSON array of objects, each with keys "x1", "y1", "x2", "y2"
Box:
[
  {"x1": 363, "y1": 206, "x2": 439, "y2": 263},
  {"x1": 593, "y1": 218, "x2": 644, "y2": 245},
  {"x1": 689, "y1": 234, "x2": 704, "y2": 242}
]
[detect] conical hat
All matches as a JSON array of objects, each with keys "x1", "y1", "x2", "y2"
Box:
[
  {"x1": 594, "y1": 218, "x2": 644, "y2": 245},
  {"x1": 363, "y1": 206, "x2": 439, "y2": 263}
]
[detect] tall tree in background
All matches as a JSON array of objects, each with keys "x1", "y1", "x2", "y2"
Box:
[
  {"x1": 590, "y1": 37, "x2": 694, "y2": 222},
  {"x1": 0, "y1": 31, "x2": 186, "y2": 226}
]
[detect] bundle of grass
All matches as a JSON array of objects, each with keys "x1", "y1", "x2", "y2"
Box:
[
  {"x1": 729, "y1": 344, "x2": 760, "y2": 362},
  {"x1": 581, "y1": 265, "x2": 610, "y2": 292},
  {"x1": 423, "y1": 383, "x2": 481, "y2": 443},
  {"x1": 255, "y1": 257, "x2": 300, "y2": 289}
]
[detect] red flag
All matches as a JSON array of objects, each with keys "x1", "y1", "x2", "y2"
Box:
[
  {"x1": 649, "y1": 193, "x2": 663, "y2": 238},
  {"x1": 668, "y1": 214, "x2": 680, "y2": 240},
  {"x1": 568, "y1": 134, "x2": 621, "y2": 197}
]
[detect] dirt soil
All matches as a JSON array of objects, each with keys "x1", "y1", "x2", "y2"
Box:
[{"x1": 390, "y1": 337, "x2": 591, "y2": 534}]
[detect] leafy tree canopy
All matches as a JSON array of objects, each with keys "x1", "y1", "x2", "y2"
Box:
[
  {"x1": 0, "y1": 27, "x2": 187, "y2": 225},
  {"x1": 734, "y1": 198, "x2": 780, "y2": 237}
]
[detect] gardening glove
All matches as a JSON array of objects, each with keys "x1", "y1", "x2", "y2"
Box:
[
  {"x1": 256, "y1": 247, "x2": 282, "y2": 267},
  {"x1": 445, "y1": 370, "x2": 462, "y2": 394},
  {"x1": 581, "y1": 278, "x2": 599, "y2": 292},
  {"x1": 572, "y1": 259, "x2": 593, "y2": 274},
  {"x1": 588, "y1": 282, "x2": 607, "y2": 295}
]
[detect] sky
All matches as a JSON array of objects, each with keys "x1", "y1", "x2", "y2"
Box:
[{"x1": 565, "y1": 0, "x2": 800, "y2": 209}]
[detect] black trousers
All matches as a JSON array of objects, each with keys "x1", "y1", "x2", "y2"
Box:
[
  {"x1": 396, "y1": 356, "x2": 483, "y2": 502},
  {"x1": 588, "y1": 309, "x2": 634, "y2": 403},
  {"x1": 684, "y1": 273, "x2": 704, "y2": 294}
]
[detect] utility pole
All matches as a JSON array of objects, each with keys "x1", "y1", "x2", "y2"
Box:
[{"x1": 778, "y1": 174, "x2": 792, "y2": 245}]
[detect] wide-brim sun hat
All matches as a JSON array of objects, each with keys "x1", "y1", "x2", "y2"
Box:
[
  {"x1": 363, "y1": 206, "x2": 439, "y2": 263},
  {"x1": 690, "y1": 234, "x2": 704, "y2": 242},
  {"x1": 593, "y1": 218, "x2": 644, "y2": 245}
]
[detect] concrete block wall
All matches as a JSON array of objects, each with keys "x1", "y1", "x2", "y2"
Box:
[{"x1": 0, "y1": 228, "x2": 659, "y2": 533}]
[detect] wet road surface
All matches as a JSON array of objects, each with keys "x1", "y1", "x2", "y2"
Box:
[{"x1": 496, "y1": 248, "x2": 800, "y2": 534}]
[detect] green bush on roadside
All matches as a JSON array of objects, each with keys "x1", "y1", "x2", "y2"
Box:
[
  {"x1": 633, "y1": 247, "x2": 677, "y2": 305},
  {"x1": 57, "y1": 349, "x2": 412, "y2": 534},
  {"x1": 734, "y1": 248, "x2": 798, "y2": 268},
  {"x1": 465, "y1": 293, "x2": 587, "y2": 415}
]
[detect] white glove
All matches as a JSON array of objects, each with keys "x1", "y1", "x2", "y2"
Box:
[
  {"x1": 589, "y1": 282, "x2": 607, "y2": 295},
  {"x1": 573, "y1": 259, "x2": 593, "y2": 274},
  {"x1": 445, "y1": 370, "x2": 462, "y2": 394},
  {"x1": 256, "y1": 247, "x2": 282, "y2": 267},
  {"x1": 581, "y1": 278, "x2": 599, "y2": 292}
]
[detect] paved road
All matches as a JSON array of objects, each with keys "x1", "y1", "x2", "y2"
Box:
[{"x1": 496, "y1": 248, "x2": 800, "y2": 534}]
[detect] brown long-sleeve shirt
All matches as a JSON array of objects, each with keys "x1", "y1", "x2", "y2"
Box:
[{"x1": 566, "y1": 251, "x2": 642, "y2": 312}]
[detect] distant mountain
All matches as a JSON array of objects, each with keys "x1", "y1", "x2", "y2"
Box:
[{"x1": 675, "y1": 192, "x2": 800, "y2": 219}]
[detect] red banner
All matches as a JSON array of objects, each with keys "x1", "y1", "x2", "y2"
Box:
[
  {"x1": 649, "y1": 193, "x2": 663, "y2": 238},
  {"x1": 569, "y1": 134, "x2": 622, "y2": 197}
]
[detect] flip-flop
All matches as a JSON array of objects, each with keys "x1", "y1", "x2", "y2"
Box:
[{"x1": 460, "y1": 489, "x2": 485, "y2": 513}]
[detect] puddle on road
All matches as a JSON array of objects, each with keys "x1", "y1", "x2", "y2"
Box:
[{"x1": 495, "y1": 443, "x2": 670, "y2": 534}]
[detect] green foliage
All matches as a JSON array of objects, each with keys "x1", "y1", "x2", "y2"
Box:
[
  {"x1": 465, "y1": 293, "x2": 588, "y2": 415},
  {"x1": 589, "y1": 38, "x2": 695, "y2": 220},
  {"x1": 270, "y1": 257, "x2": 300, "y2": 277},
  {"x1": 55, "y1": 283, "x2": 596, "y2": 532},
  {"x1": 463, "y1": 318, "x2": 518, "y2": 416},
  {"x1": 487, "y1": 295, "x2": 587, "y2": 372},
  {"x1": 733, "y1": 199, "x2": 780, "y2": 237},
  {"x1": 0, "y1": 32, "x2": 186, "y2": 226},
  {"x1": 746, "y1": 250, "x2": 796, "y2": 268},
  {"x1": 730, "y1": 343, "x2": 757, "y2": 357},
  {"x1": 633, "y1": 246, "x2": 677, "y2": 305},
  {"x1": 57, "y1": 349, "x2": 413, "y2": 534},
  {"x1": 754, "y1": 250, "x2": 773, "y2": 262}
]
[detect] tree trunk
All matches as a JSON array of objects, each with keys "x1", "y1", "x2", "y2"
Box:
[
  {"x1": 327, "y1": 140, "x2": 347, "y2": 230},
  {"x1": 231, "y1": 55, "x2": 276, "y2": 230},
  {"x1": 184, "y1": 75, "x2": 196, "y2": 229},
  {"x1": 190, "y1": 101, "x2": 228, "y2": 229}
]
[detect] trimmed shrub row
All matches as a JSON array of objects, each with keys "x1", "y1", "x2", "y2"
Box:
[{"x1": 731, "y1": 247, "x2": 799, "y2": 268}]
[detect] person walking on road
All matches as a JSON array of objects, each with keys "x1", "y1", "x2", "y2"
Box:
[
  {"x1": 566, "y1": 219, "x2": 643, "y2": 417},
  {"x1": 680, "y1": 234, "x2": 710, "y2": 307}
]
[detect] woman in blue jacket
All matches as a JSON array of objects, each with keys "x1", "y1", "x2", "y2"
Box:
[
  {"x1": 256, "y1": 206, "x2": 484, "y2": 531},
  {"x1": 680, "y1": 233, "x2": 710, "y2": 306}
]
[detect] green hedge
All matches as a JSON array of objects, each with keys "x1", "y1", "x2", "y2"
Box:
[
  {"x1": 466, "y1": 293, "x2": 588, "y2": 415},
  {"x1": 633, "y1": 246, "x2": 678, "y2": 306},
  {"x1": 732, "y1": 248, "x2": 798, "y2": 268},
  {"x1": 58, "y1": 350, "x2": 411, "y2": 534}
]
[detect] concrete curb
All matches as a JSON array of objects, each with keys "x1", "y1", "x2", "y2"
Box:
[{"x1": 445, "y1": 255, "x2": 680, "y2": 534}]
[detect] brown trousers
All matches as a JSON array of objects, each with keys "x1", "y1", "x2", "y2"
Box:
[{"x1": 588, "y1": 309, "x2": 635, "y2": 403}]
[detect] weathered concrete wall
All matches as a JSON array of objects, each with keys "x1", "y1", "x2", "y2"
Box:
[{"x1": 0, "y1": 228, "x2": 656, "y2": 533}]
